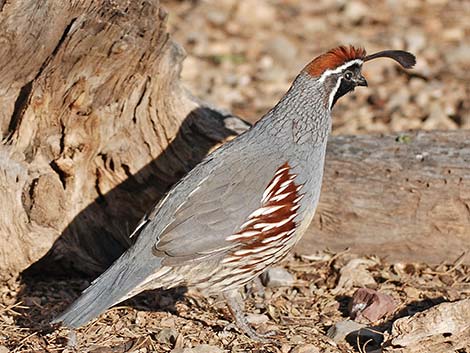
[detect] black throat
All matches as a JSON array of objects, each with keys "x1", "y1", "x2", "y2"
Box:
[{"x1": 331, "y1": 78, "x2": 355, "y2": 107}]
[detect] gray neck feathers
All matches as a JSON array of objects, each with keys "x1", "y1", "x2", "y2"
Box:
[{"x1": 253, "y1": 72, "x2": 332, "y2": 147}]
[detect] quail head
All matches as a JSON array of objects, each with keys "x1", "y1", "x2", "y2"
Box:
[{"x1": 53, "y1": 45, "x2": 415, "y2": 341}]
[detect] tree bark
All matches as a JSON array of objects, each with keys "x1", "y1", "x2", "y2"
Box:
[
  {"x1": 0, "y1": 1, "x2": 469, "y2": 279},
  {"x1": 0, "y1": 0, "x2": 248, "y2": 278}
]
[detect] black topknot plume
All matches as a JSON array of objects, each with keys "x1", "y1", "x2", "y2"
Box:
[{"x1": 364, "y1": 50, "x2": 416, "y2": 69}]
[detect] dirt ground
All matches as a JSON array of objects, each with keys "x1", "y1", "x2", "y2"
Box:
[
  {"x1": 1, "y1": 0, "x2": 469, "y2": 352},
  {"x1": 2, "y1": 251, "x2": 469, "y2": 352}
]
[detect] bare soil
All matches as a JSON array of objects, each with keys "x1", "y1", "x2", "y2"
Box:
[{"x1": 2, "y1": 252, "x2": 469, "y2": 352}]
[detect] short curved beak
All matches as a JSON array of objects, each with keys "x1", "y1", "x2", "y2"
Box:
[{"x1": 355, "y1": 75, "x2": 368, "y2": 87}]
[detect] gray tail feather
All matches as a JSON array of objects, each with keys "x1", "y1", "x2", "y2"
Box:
[{"x1": 52, "y1": 250, "x2": 156, "y2": 328}]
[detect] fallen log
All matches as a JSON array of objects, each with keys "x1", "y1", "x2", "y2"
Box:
[{"x1": 301, "y1": 130, "x2": 470, "y2": 264}]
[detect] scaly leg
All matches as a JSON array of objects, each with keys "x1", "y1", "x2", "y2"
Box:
[{"x1": 223, "y1": 289, "x2": 275, "y2": 343}]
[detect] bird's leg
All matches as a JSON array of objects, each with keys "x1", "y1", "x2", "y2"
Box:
[{"x1": 223, "y1": 289, "x2": 275, "y2": 343}]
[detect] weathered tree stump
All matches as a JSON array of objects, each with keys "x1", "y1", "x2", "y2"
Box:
[
  {"x1": 0, "y1": 0, "x2": 248, "y2": 278},
  {"x1": 0, "y1": 0, "x2": 469, "y2": 279}
]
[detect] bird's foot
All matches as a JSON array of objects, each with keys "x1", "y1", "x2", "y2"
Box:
[{"x1": 223, "y1": 290, "x2": 279, "y2": 344}]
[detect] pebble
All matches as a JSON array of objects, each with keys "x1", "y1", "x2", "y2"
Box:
[
  {"x1": 327, "y1": 320, "x2": 366, "y2": 342},
  {"x1": 446, "y1": 45, "x2": 470, "y2": 67},
  {"x1": 442, "y1": 28, "x2": 464, "y2": 42},
  {"x1": 349, "y1": 288, "x2": 396, "y2": 323},
  {"x1": 327, "y1": 319, "x2": 382, "y2": 345},
  {"x1": 334, "y1": 259, "x2": 377, "y2": 292},
  {"x1": 290, "y1": 344, "x2": 321, "y2": 353},
  {"x1": 171, "y1": 345, "x2": 223, "y2": 353},
  {"x1": 260, "y1": 267, "x2": 295, "y2": 287},
  {"x1": 245, "y1": 313, "x2": 269, "y2": 325},
  {"x1": 343, "y1": 1, "x2": 369, "y2": 23},
  {"x1": 235, "y1": 0, "x2": 276, "y2": 27},
  {"x1": 206, "y1": 9, "x2": 228, "y2": 26},
  {"x1": 266, "y1": 36, "x2": 298, "y2": 65},
  {"x1": 406, "y1": 30, "x2": 427, "y2": 53},
  {"x1": 422, "y1": 102, "x2": 458, "y2": 130},
  {"x1": 156, "y1": 327, "x2": 178, "y2": 344}
]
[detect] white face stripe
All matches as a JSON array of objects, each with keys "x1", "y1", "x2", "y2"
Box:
[
  {"x1": 328, "y1": 76, "x2": 343, "y2": 110},
  {"x1": 318, "y1": 59, "x2": 363, "y2": 83}
]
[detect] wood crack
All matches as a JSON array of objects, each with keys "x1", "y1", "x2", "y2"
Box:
[{"x1": 4, "y1": 17, "x2": 77, "y2": 142}]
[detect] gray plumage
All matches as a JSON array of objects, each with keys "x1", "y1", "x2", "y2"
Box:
[
  {"x1": 54, "y1": 72, "x2": 330, "y2": 328},
  {"x1": 53, "y1": 46, "x2": 414, "y2": 332}
]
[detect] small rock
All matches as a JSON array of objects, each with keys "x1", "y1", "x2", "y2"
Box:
[
  {"x1": 135, "y1": 311, "x2": 147, "y2": 327},
  {"x1": 349, "y1": 288, "x2": 396, "y2": 323},
  {"x1": 171, "y1": 345, "x2": 223, "y2": 353},
  {"x1": 235, "y1": 0, "x2": 276, "y2": 26},
  {"x1": 446, "y1": 44, "x2": 470, "y2": 68},
  {"x1": 0, "y1": 346, "x2": 9, "y2": 353},
  {"x1": 442, "y1": 27, "x2": 464, "y2": 42},
  {"x1": 289, "y1": 335, "x2": 304, "y2": 345},
  {"x1": 327, "y1": 320, "x2": 365, "y2": 342},
  {"x1": 265, "y1": 36, "x2": 298, "y2": 65},
  {"x1": 206, "y1": 9, "x2": 228, "y2": 26},
  {"x1": 328, "y1": 320, "x2": 383, "y2": 346},
  {"x1": 156, "y1": 327, "x2": 178, "y2": 344},
  {"x1": 334, "y1": 258, "x2": 377, "y2": 292},
  {"x1": 290, "y1": 344, "x2": 320, "y2": 353},
  {"x1": 405, "y1": 30, "x2": 427, "y2": 53},
  {"x1": 260, "y1": 267, "x2": 295, "y2": 287},
  {"x1": 343, "y1": 1, "x2": 369, "y2": 23},
  {"x1": 280, "y1": 343, "x2": 291, "y2": 353},
  {"x1": 422, "y1": 102, "x2": 458, "y2": 130},
  {"x1": 245, "y1": 313, "x2": 269, "y2": 325}
]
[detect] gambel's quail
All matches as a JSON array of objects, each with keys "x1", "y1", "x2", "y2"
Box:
[{"x1": 53, "y1": 46, "x2": 415, "y2": 341}]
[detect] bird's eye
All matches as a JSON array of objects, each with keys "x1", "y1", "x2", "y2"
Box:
[{"x1": 344, "y1": 71, "x2": 353, "y2": 80}]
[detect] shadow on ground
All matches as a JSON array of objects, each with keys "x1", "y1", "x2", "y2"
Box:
[{"x1": 16, "y1": 106, "x2": 249, "y2": 329}]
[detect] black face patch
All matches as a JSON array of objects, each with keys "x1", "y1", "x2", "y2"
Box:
[
  {"x1": 331, "y1": 64, "x2": 363, "y2": 107},
  {"x1": 331, "y1": 78, "x2": 355, "y2": 107}
]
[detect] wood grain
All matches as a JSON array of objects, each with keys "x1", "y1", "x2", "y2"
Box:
[{"x1": 301, "y1": 131, "x2": 470, "y2": 264}]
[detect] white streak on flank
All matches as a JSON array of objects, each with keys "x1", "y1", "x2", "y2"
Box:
[
  {"x1": 273, "y1": 183, "x2": 289, "y2": 196},
  {"x1": 255, "y1": 213, "x2": 296, "y2": 231},
  {"x1": 249, "y1": 205, "x2": 284, "y2": 218},
  {"x1": 294, "y1": 194, "x2": 305, "y2": 203},
  {"x1": 279, "y1": 232, "x2": 295, "y2": 245},
  {"x1": 275, "y1": 166, "x2": 290, "y2": 175},
  {"x1": 252, "y1": 246, "x2": 280, "y2": 257},
  {"x1": 279, "y1": 179, "x2": 294, "y2": 189},
  {"x1": 318, "y1": 59, "x2": 363, "y2": 83},
  {"x1": 226, "y1": 230, "x2": 260, "y2": 241},
  {"x1": 261, "y1": 230, "x2": 292, "y2": 244},
  {"x1": 290, "y1": 204, "x2": 301, "y2": 212},
  {"x1": 233, "y1": 243, "x2": 272, "y2": 255},
  {"x1": 239, "y1": 218, "x2": 258, "y2": 229},
  {"x1": 296, "y1": 184, "x2": 303, "y2": 191},
  {"x1": 133, "y1": 266, "x2": 172, "y2": 289},
  {"x1": 271, "y1": 192, "x2": 291, "y2": 202},
  {"x1": 262, "y1": 173, "x2": 283, "y2": 202},
  {"x1": 221, "y1": 256, "x2": 238, "y2": 264},
  {"x1": 229, "y1": 267, "x2": 253, "y2": 275}
]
